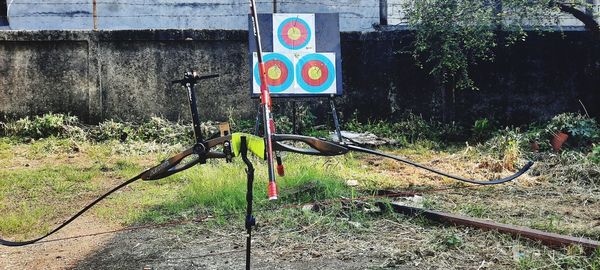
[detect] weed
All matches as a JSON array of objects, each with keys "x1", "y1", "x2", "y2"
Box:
[
  {"x1": 1, "y1": 113, "x2": 83, "y2": 140},
  {"x1": 530, "y1": 214, "x2": 564, "y2": 233},
  {"x1": 421, "y1": 197, "x2": 437, "y2": 209},
  {"x1": 471, "y1": 118, "x2": 494, "y2": 142},
  {"x1": 591, "y1": 144, "x2": 600, "y2": 165},
  {"x1": 517, "y1": 253, "x2": 543, "y2": 270},
  {"x1": 482, "y1": 127, "x2": 526, "y2": 171},
  {"x1": 442, "y1": 232, "x2": 463, "y2": 249},
  {"x1": 345, "y1": 111, "x2": 460, "y2": 145},
  {"x1": 546, "y1": 113, "x2": 600, "y2": 148},
  {"x1": 459, "y1": 203, "x2": 490, "y2": 218}
]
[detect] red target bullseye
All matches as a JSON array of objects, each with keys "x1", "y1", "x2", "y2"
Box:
[
  {"x1": 264, "y1": 60, "x2": 289, "y2": 86},
  {"x1": 301, "y1": 60, "x2": 329, "y2": 86},
  {"x1": 281, "y1": 21, "x2": 308, "y2": 48},
  {"x1": 276, "y1": 17, "x2": 312, "y2": 51}
]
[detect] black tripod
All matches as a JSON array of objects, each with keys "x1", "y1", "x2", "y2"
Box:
[{"x1": 239, "y1": 136, "x2": 256, "y2": 270}]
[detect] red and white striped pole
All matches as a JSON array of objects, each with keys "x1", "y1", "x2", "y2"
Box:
[{"x1": 249, "y1": 0, "x2": 278, "y2": 200}]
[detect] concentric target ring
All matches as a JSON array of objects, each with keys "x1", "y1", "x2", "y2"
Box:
[
  {"x1": 296, "y1": 53, "x2": 335, "y2": 93},
  {"x1": 253, "y1": 53, "x2": 294, "y2": 93},
  {"x1": 277, "y1": 17, "x2": 312, "y2": 50}
]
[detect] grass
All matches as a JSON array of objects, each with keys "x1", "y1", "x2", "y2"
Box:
[
  {"x1": 0, "y1": 132, "x2": 537, "y2": 239},
  {"x1": 0, "y1": 133, "x2": 460, "y2": 240},
  {"x1": 0, "y1": 137, "x2": 372, "y2": 238},
  {"x1": 459, "y1": 202, "x2": 492, "y2": 218},
  {"x1": 1, "y1": 113, "x2": 600, "y2": 268},
  {"x1": 99, "y1": 153, "x2": 356, "y2": 225}
]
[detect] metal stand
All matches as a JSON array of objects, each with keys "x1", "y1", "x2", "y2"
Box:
[
  {"x1": 253, "y1": 96, "x2": 343, "y2": 142},
  {"x1": 240, "y1": 136, "x2": 256, "y2": 270},
  {"x1": 254, "y1": 102, "x2": 262, "y2": 136},
  {"x1": 329, "y1": 95, "x2": 343, "y2": 143},
  {"x1": 291, "y1": 101, "x2": 298, "y2": 134}
]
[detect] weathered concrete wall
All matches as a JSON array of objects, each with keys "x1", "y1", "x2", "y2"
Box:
[
  {"x1": 0, "y1": 30, "x2": 253, "y2": 123},
  {"x1": 0, "y1": 39, "x2": 91, "y2": 120},
  {"x1": 6, "y1": 0, "x2": 378, "y2": 32},
  {"x1": 0, "y1": 29, "x2": 599, "y2": 126}
]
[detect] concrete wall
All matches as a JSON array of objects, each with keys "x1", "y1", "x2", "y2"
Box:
[
  {"x1": 0, "y1": 30, "x2": 253, "y2": 123},
  {"x1": 5, "y1": 0, "x2": 379, "y2": 32},
  {"x1": 0, "y1": 29, "x2": 599, "y2": 126},
  {"x1": 6, "y1": 0, "x2": 597, "y2": 32}
]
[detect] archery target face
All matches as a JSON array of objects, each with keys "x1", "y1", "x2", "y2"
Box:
[
  {"x1": 295, "y1": 53, "x2": 336, "y2": 94},
  {"x1": 273, "y1": 14, "x2": 315, "y2": 53},
  {"x1": 252, "y1": 52, "x2": 295, "y2": 94}
]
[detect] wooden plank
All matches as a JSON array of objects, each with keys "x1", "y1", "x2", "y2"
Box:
[{"x1": 378, "y1": 202, "x2": 600, "y2": 253}]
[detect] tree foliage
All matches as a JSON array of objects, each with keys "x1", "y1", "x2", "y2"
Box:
[{"x1": 403, "y1": 0, "x2": 598, "y2": 92}]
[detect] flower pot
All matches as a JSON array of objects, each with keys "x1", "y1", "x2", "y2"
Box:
[
  {"x1": 530, "y1": 142, "x2": 540, "y2": 152},
  {"x1": 550, "y1": 132, "x2": 569, "y2": 151}
]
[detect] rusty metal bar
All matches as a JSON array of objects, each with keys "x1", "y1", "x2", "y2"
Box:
[{"x1": 378, "y1": 202, "x2": 600, "y2": 253}]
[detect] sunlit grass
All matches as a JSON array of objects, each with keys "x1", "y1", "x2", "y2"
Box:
[{"x1": 101, "y1": 154, "x2": 357, "y2": 225}]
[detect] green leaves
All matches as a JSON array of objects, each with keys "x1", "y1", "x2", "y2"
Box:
[{"x1": 402, "y1": 0, "x2": 586, "y2": 92}]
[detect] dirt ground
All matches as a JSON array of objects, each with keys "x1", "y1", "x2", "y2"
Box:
[
  {"x1": 0, "y1": 213, "x2": 514, "y2": 270},
  {"x1": 2, "y1": 144, "x2": 600, "y2": 269},
  {"x1": 3, "y1": 180, "x2": 599, "y2": 270}
]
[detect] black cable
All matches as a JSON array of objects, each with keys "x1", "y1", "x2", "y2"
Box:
[
  {"x1": 0, "y1": 173, "x2": 144, "y2": 247},
  {"x1": 347, "y1": 145, "x2": 534, "y2": 185}
]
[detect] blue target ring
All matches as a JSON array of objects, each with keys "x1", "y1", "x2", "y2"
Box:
[
  {"x1": 277, "y1": 17, "x2": 312, "y2": 50},
  {"x1": 253, "y1": 53, "x2": 294, "y2": 93},
  {"x1": 296, "y1": 54, "x2": 336, "y2": 93}
]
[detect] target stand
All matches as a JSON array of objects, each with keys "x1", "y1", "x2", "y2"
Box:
[{"x1": 248, "y1": 13, "x2": 343, "y2": 140}]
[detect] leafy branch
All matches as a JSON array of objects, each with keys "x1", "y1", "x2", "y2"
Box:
[{"x1": 403, "y1": 0, "x2": 598, "y2": 93}]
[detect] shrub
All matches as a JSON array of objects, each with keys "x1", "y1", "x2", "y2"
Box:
[
  {"x1": 483, "y1": 127, "x2": 526, "y2": 171},
  {"x1": 546, "y1": 113, "x2": 600, "y2": 147},
  {"x1": 345, "y1": 111, "x2": 449, "y2": 144},
  {"x1": 1, "y1": 113, "x2": 82, "y2": 139},
  {"x1": 471, "y1": 118, "x2": 494, "y2": 142},
  {"x1": 90, "y1": 119, "x2": 128, "y2": 141},
  {"x1": 591, "y1": 144, "x2": 600, "y2": 165}
]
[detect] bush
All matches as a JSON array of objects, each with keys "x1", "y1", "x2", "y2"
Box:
[
  {"x1": 1, "y1": 114, "x2": 201, "y2": 145},
  {"x1": 1, "y1": 113, "x2": 83, "y2": 139},
  {"x1": 345, "y1": 111, "x2": 453, "y2": 145},
  {"x1": 471, "y1": 118, "x2": 494, "y2": 142},
  {"x1": 546, "y1": 113, "x2": 600, "y2": 147},
  {"x1": 591, "y1": 144, "x2": 600, "y2": 165},
  {"x1": 90, "y1": 119, "x2": 128, "y2": 141},
  {"x1": 483, "y1": 127, "x2": 526, "y2": 171}
]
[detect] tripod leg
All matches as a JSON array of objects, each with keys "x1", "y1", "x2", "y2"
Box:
[
  {"x1": 329, "y1": 96, "x2": 343, "y2": 143},
  {"x1": 240, "y1": 136, "x2": 256, "y2": 270},
  {"x1": 254, "y1": 102, "x2": 262, "y2": 136}
]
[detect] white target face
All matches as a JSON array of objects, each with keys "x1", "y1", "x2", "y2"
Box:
[{"x1": 273, "y1": 14, "x2": 316, "y2": 53}]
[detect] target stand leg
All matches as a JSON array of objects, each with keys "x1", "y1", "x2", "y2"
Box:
[
  {"x1": 329, "y1": 95, "x2": 343, "y2": 143},
  {"x1": 254, "y1": 102, "x2": 262, "y2": 136},
  {"x1": 240, "y1": 136, "x2": 256, "y2": 270}
]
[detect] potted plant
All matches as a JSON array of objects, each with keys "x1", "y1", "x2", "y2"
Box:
[
  {"x1": 525, "y1": 127, "x2": 544, "y2": 152},
  {"x1": 545, "y1": 113, "x2": 600, "y2": 151},
  {"x1": 545, "y1": 113, "x2": 577, "y2": 151}
]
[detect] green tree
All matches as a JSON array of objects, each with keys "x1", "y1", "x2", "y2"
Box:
[{"x1": 403, "y1": 0, "x2": 599, "y2": 121}]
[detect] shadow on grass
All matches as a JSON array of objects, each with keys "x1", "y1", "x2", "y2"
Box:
[{"x1": 71, "y1": 155, "x2": 388, "y2": 270}]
